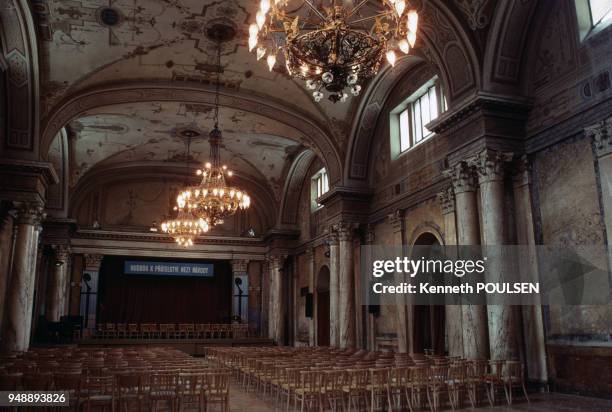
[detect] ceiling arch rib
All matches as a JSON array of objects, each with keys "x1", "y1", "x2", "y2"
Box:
[{"x1": 40, "y1": 82, "x2": 344, "y2": 187}]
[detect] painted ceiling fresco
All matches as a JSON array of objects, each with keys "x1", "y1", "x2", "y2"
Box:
[
  {"x1": 34, "y1": 0, "x2": 353, "y2": 123},
  {"x1": 70, "y1": 101, "x2": 302, "y2": 199}
]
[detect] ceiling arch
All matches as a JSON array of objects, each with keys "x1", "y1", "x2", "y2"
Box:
[
  {"x1": 40, "y1": 81, "x2": 344, "y2": 187},
  {"x1": 278, "y1": 149, "x2": 316, "y2": 228}
]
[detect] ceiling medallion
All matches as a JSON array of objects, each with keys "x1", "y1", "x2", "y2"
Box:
[{"x1": 249, "y1": 0, "x2": 419, "y2": 103}]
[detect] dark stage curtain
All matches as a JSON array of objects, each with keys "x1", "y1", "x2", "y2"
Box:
[{"x1": 97, "y1": 256, "x2": 232, "y2": 324}]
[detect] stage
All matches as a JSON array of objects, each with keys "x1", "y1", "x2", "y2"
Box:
[{"x1": 77, "y1": 337, "x2": 275, "y2": 355}]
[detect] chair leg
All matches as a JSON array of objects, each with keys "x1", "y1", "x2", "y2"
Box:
[{"x1": 522, "y1": 382, "x2": 530, "y2": 403}]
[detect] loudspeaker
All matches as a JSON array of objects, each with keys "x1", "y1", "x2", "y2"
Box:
[{"x1": 305, "y1": 293, "x2": 314, "y2": 318}]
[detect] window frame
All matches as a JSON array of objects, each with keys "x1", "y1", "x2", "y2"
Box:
[
  {"x1": 390, "y1": 76, "x2": 446, "y2": 159},
  {"x1": 311, "y1": 168, "x2": 329, "y2": 211},
  {"x1": 575, "y1": 0, "x2": 612, "y2": 42}
]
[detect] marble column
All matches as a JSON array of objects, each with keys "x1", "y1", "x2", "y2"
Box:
[
  {"x1": 327, "y1": 228, "x2": 340, "y2": 347},
  {"x1": 513, "y1": 156, "x2": 548, "y2": 382},
  {"x1": 306, "y1": 248, "x2": 316, "y2": 346},
  {"x1": 0, "y1": 209, "x2": 16, "y2": 335},
  {"x1": 268, "y1": 255, "x2": 284, "y2": 344},
  {"x1": 473, "y1": 149, "x2": 519, "y2": 360},
  {"x1": 337, "y1": 222, "x2": 356, "y2": 348},
  {"x1": 448, "y1": 161, "x2": 489, "y2": 359},
  {"x1": 363, "y1": 225, "x2": 377, "y2": 350},
  {"x1": 231, "y1": 259, "x2": 249, "y2": 323},
  {"x1": 46, "y1": 245, "x2": 70, "y2": 322},
  {"x1": 586, "y1": 117, "x2": 612, "y2": 272},
  {"x1": 389, "y1": 211, "x2": 410, "y2": 353},
  {"x1": 82, "y1": 254, "x2": 103, "y2": 331},
  {"x1": 438, "y1": 187, "x2": 464, "y2": 357},
  {"x1": 1, "y1": 203, "x2": 43, "y2": 353}
]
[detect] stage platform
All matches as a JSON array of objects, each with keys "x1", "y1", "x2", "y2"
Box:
[{"x1": 77, "y1": 337, "x2": 275, "y2": 355}]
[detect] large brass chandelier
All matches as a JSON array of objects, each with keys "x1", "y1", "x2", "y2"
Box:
[
  {"x1": 249, "y1": 0, "x2": 418, "y2": 103},
  {"x1": 162, "y1": 34, "x2": 251, "y2": 247}
]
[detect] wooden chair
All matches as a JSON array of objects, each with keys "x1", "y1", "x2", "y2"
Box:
[
  {"x1": 204, "y1": 371, "x2": 230, "y2": 412},
  {"x1": 128, "y1": 323, "x2": 140, "y2": 339},
  {"x1": 0, "y1": 372, "x2": 23, "y2": 391},
  {"x1": 427, "y1": 363, "x2": 453, "y2": 411},
  {"x1": 295, "y1": 370, "x2": 324, "y2": 412},
  {"x1": 53, "y1": 373, "x2": 82, "y2": 411},
  {"x1": 103, "y1": 323, "x2": 116, "y2": 339},
  {"x1": 388, "y1": 367, "x2": 411, "y2": 412},
  {"x1": 465, "y1": 359, "x2": 488, "y2": 408},
  {"x1": 23, "y1": 372, "x2": 53, "y2": 390},
  {"x1": 344, "y1": 368, "x2": 369, "y2": 412},
  {"x1": 368, "y1": 368, "x2": 389, "y2": 412},
  {"x1": 150, "y1": 372, "x2": 179, "y2": 411},
  {"x1": 115, "y1": 323, "x2": 127, "y2": 339},
  {"x1": 115, "y1": 372, "x2": 147, "y2": 412},
  {"x1": 81, "y1": 375, "x2": 114, "y2": 412},
  {"x1": 323, "y1": 369, "x2": 346, "y2": 412},
  {"x1": 178, "y1": 372, "x2": 206, "y2": 412},
  {"x1": 485, "y1": 360, "x2": 505, "y2": 406},
  {"x1": 503, "y1": 361, "x2": 529, "y2": 405}
]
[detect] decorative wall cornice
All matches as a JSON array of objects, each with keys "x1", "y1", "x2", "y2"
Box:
[{"x1": 585, "y1": 116, "x2": 612, "y2": 158}]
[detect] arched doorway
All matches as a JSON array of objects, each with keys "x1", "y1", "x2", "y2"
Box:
[
  {"x1": 413, "y1": 233, "x2": 446, "y2": 355},
  {"x1": 316, "y1": 266, "x2": 330, "y2": 346}
]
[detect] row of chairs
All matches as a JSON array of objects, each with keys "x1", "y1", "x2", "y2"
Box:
[
  {"x1": 94, "y1": 323, "x2": 249, "y2": 339},
  {"x1": 0, "y1": 346, "x2": 230, "y2": 411},
  {"x1": 208, "y1": 346, "x2": 529, "y2": 412}
]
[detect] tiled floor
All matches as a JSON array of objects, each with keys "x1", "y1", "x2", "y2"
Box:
[{"x1": 221, "y1": 385, "x2": 612, "y2": 412}]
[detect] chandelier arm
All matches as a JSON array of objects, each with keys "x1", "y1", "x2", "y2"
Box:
[
  {"x1": 345, "y1": 0, "x2": 375, "y2": 20},
  {"x1": 349, "y1": 11, "x2": 395, "y2": 26},
  {"x1": 303, "y1": 0, "x2": 328, "y2": 22}
]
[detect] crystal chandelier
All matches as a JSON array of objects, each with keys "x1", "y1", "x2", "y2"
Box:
[
  {"x1": 161, "y1": 138, "x2": 210, "y2": 247},
  {"x1": 178, "y1": 40, "x2": 251, "y2": 227},
  {"x1": 249, "y1": 0, "x2": 418, "y2": 103},
  {"x1": 161, "y1": 208, "x2": 209, "y2": 247}
]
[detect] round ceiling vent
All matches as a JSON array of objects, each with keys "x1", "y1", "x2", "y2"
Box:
[{"x1": 98, "y1": 7, "x2": 122, "y2": 27}]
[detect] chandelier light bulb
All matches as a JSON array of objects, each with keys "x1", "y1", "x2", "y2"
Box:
[
  {"x1": 267, "y1": 54, "x2": 276, "y2": 71},
  {"x1": 408, "y1": 30, "x2": 417, "y2": 47},
  {"x1": 256, "y1": 10, "x2": 266, "y2": 29},
  {"x1": 248, "y1": 36, "x2": 258, "y2": 52},
  {"x1": 408, "y1": 10, "x2": 419, "y2": 33},
  {"x1": 205, "y1": 162, "x2": 212, "y2": 169},
  {"x1": 306, "y1": 79, "x2": 317, "y2": 89},
  {"x1": 398, "y1": 39, "x2": 410, "y2": 54},
  {"x1": 313, "y1": 91, "x2": 324, "y2": 102},
  {"x1": 256, "y1": 47, "x2": 266, "y2": 61},
  {"x1": 260, "y1": 0, "x2": 270, "y2": 14},
  {"x1": 351, "y1": 85, "x2": 362, "y2": 96},
  {"x1": 228, "y1": 170, "x2": 233, "y2": 176},
  {"x1": 395, "y1": 0, "x2": 405, "y2": 16},
  {"x1": 347, "y1": 73, "x2": 358, "y2": 85},
  {"x1": 300, "y1": 64, "x2": 309, "y2": 75},
  {"x1": 386, "y1": 50, "x2": 397, "y2": 66},
  {"x1": 249, "y1": 24, "x2": 259, "y2": 38},
  {"x1": 340, "y1": 92, "x2": 348, "y2": 103},
  {"x1": 322, "y1": 71, "x2": 334, "y2": 83}
]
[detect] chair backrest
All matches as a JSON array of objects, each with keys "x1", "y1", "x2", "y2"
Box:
[
  {"x1": 84, "y1": 375, "x2": 114, "y2": 395},
  {"x1": 180, "y1": 373, "x2": 206, "y2": 393},
  {"x1": 150, "y1": 372, "x2": 179, "y2": 391},
  {"x1": 505, "y1": 361, "x2": 524, "y2": 381},
  {"x1": 299, "y1": 370, "x2": 324, "y2": 395},
  {"x1": 206, "y1": 371, "x2": 230, "y2": 394},
  {"x1": 116, "y1": 373, "x2": 145, "y2": 395}
]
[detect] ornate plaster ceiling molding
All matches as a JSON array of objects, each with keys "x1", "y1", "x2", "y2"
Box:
[
  {"x1": 455, "y1": 0, "x2": 491, "y2": 31},
  {"x1": 40, "y1": 81, "x2": 343, "y2": 186}
]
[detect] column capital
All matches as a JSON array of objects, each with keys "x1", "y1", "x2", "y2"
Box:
[
  {"x1": 437, "y1": 187, "x2": 455, "y2": 215},
  {"x1": 444, "y1": 161, "x2": 477, "y2": 194},
  {"x1": 54, "y1": 245, "x2": 71, "y2": 263},
  {"x1": 13, "y1": 202, "x2": 45, "y2": 226},
  {"x1": 585, "y1": 116, "x2": 612, "y2": 158},
  {"x1": 335, "y1": 221, "x2": 357, "y2": 241},
  {"x1": 84, "y1": 254, "x2": 103, "y2": 271},
  {"x1": 231, "y1": 259, "x2": 249, "y2": 275},
  {"x1": 266, "y1": 254, "x2": 286, "y2": 268},
  {"x1": 511, "y1": 154, "x2": 531, "y2": 188},
  {"x1": 326, "y1": 226, "x2": 339, "y2": 246},
  {"x1": 469, "y1": 149, "x2": 513, "y2": 184},
  {"x1": 362, "y1": 224, "x2": 375, "y2": 245},
  {"x1": 304, "y1": 246, "x2": 314, "y2": 261}
]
